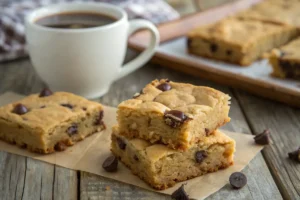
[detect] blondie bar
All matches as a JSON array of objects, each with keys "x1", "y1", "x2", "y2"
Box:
[
  {"x1": 237, "y1": 0, "x2": 300, "y2": 27},
  {"x1": 111, "y1": 126, "x2": 235, "y2": 190},
  {"x1": 0, "y1": 90, "x2": 105, "y2": 153},
  {"x1": 269, "y1": 37, "x2": 300, "y2": 80},
  {"x1": 187, "y1": 17, "x2": 298, "y2": 66},
  {"x1": 117, "y1": 79, "x2": 230, "y2": 150}
]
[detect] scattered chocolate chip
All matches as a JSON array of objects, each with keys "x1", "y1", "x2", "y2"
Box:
[
  {"x1": 226, "y1": 50, "x2": 232, "y2": 56},
  {"x1": 67, "y1": 124, "x2": 78, "y2": 136},
  {"x1": 39, "y1": 88, "x2": 53, "y2": 97},
  {"x1": 116, "y1": 137, "x2": 126, "y2": 150},
  {"x1": 102, "y1": 155, "x2": 118, "y2": 172},
  {"x1": 164, "y1": 110, "x2": 188, "y2": 128},
  {"x1": 94, "y1": 110, "x2": 104, "y2": 125},
  {"x1": 134, "y1": 155, "x2": 139, "y2": 161},
  {"x1": 61, "y1": 103, "x2": 73, "y2": 109},
  {"x1": 12, "y1": 104, "x2": 28, "y2": 115},
  {"x1": 165, "y1": 79, "x2": 170, "y2": 82},
  {"x1": 171, "y1": 184, "x2": 189, "y2": 200},
  {"x1": 82, "y1": 107, "x2": 87, "y2": 111},
  {"x1": 254, "y1": 129, "x2": 270, "y2": 145},
  {"x1": 288, "y1": 147, "x2": 300, "y2": 162},
  {"x1": 195, "y1": 150, "x2": 208, "y2": 163},
  {"x1": 229, "y1": 172, "x2": 247, "y2": 189},
  {"x1": 54, "y1": 142, "x2": 67, "y2": 151},
  {"x1": 205, "y1": 128, "x2": 210, "y2": 136},
  {"x1": 40, "y1": 105, "x2": 46, "y2": 108},
  {"x1": 210, "y1": 43, "x2": 218, "y2": 52},
  {"x1": 156, "y1": 83, "x2": 172, "y2": 91}
]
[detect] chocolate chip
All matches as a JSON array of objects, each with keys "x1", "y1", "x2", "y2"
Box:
[
  {"x1": 254, "y1": 129, "x2": 270, "y2": 145},
  {"x1": 116, "y1": 137, "x2": 126, "y2": 150},
  {"x1": 12, "y1": 104, "x2": 28, "y2": 115},
  {"x1": 54, "y1": 142, "x2": 67, "y2": 151},
  {"x1": 164, "y1": 110, "x2": 188, "y2": 128},
  {"x1": 171, "y1": 184, "x2": 189, "y2": 200},
  {"x1": 195, "y1": 150, "x2": 208, "y2": 163},
  {"x1": 226, "y1": 50, "x2": 232, "y2": 56},
  {"x1": 61, "y1": 104, "x2": 73, "y2": 109},
  {"x1": 40, "y1": 105, "x2": 46, "y2": 108},
  {"x1": 82, "y1": 107, "x2": 87, "y2": 111},
  {"x1": 134, "y1": 155, "x2": 139, "y2": 161},
  {"x1": 210, "y1": 43, "x2": 218, "y2": 52},
  {"x1": 156, "y1": 83, "x2": 172, "y2": 92},
  {"x1": 20, "y1": 143, "x2": 27, "y2": 149},
  {"x1": 67, "y1": 124, "x2": 78, "y2": 136},
  {"x1": 94, "y1": 110, "x2": 104, "y2": 125},
  {"x1": 205, "y1": 128, "x2": 210, "y2": 136},
  {"x1": 39, "y1": 88, "x2": 53, "y2": 97},
  {"x1": 229, "y1": 172, "x2": 247, "y2": 189},
  {"x1": 165, "y1": 79, "x2": 170, "y2": 82},
  {"x1": 102, "y1": 155, "x2": 118, "y2": 172},
  {"x1": 288, "y1": 147, "x2": 300, "y2": 162}
]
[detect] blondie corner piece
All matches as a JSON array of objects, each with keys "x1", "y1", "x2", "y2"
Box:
[
  {"x1": 0, "y1": 91, "x2": 105, "y2": 154},
  {"x1": 269, "y1": 37, "x2": 300, "y2": 80},
  {"x1": 187, "y1": 17, "x2": 298, "y2": 66},
  {"x1": 111, "y1": 126, "x2": 235, "y2": 190},
  {"x1": 117, "y1": 79, "x2": 231, "y2": 150}
]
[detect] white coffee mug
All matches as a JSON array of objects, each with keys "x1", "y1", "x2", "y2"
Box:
[{"x1": 25, "y1": 2, "x2": 159, "y2": 98}]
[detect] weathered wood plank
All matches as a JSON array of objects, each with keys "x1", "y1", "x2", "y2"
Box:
[
  {"x1": 0, "y1": 60, "x2": 78, "y2": 200},
  {"x1": 80, "y1": 62, "x2": 281, "y2": 200},
  {"x1": 234, "y1": 89, "x2": 300, "y2": 200}
]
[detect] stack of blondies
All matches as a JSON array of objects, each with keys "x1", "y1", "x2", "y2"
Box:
[
  {"x1": 111, "y1": 79, "x2": 236, "y2": 190},
  {"x1": 187, "y1": 0, "x2": 300, "y2": 80}
]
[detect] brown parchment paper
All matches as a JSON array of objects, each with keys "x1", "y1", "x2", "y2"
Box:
[{"x1": 0, "y1": 92, "x2": 263, "y2": 200}]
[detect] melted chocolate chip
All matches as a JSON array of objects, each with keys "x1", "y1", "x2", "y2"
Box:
[
  {"x1": 94, "y1": 110, "x2": 104, "y2": 125},
  {"x1": 134, "y1": 155, "x2": 139, "y2": 161},
  {"x1": 82, "y1": 107, "x2": 87, "y2": 111},
  {"x1": 171, "y1": 185, "x2": 189, "y2": 200},
  {"x1": 61, "y1": 104, "x2": 73, "y2": 109},
  {"x1": 102, "y1": 155, "x2": 118, "y2": 172},
  {"x1": 164, "y1": 110, "x2": 188, "y2": 128},
  {"x1": 195, "y1": 150, "x2": 208, "y2": 163},
  {"x1": 156, "y1": 83, "x2": 172, "y2": 92},
  {"x1": 67, "y1": 124, "x2": 78, "y2": 136},
  {"x1": 226, "y1": 50, "x2": 232, "y2": 56},
  {"x1": 12, "y1": 104, "x2": 28, "y2": 115},
  {"x1": 54, "y1": 142, "x2": 67, "y2": 151},
  {"x1": 39, "y1": 88, "x2": 53, "y2": 97},
  {"x1": 210, "y1": 43, "x2": 218, "y2": 52},
  {"x1": 254, "y1": 129, "x2": 270, "y2": 145},
  {"x1": 116, "y1": 137, "x2": 126, "y2": 150},
  {"x1": 229, "y1": 172, "x2": 247, "y2": 189},
  {"x1": 288, "y1": 147, "x2": 300, "y2": 162}
]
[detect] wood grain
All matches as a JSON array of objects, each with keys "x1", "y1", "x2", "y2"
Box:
[{"x1": 234, "y1": 90, "x2": 300, "y2": 200}]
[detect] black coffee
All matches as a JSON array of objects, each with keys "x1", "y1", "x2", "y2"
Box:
[{"x1": 35, "y1": 12, "x2": 117, "y2": 29}]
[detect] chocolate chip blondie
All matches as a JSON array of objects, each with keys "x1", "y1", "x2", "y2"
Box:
[
  {"x1": 187, "y1": 17, "x2": 298, "y2": 66},
  {"x1": 269, "y1": 37, "x2": 300, "y2": 80},
  {"x1": 237, "y1": 0, "x2": 300, "y2": 27},
  {"x1": 0, "y1": 89, "x2": 105, "y2": 154},
  {"x1": 117, "y1": 79, "x2": 230, "y2": 150},
  {"x1": 111, "y1": 126, "x2": 235, "y2": 190}
]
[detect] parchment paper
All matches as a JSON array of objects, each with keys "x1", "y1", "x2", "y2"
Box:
[{"x1": 0, "y1": 92, "x2": 263, "y2": 200}]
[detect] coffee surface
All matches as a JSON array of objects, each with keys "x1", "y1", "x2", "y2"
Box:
[{"x1": 35, "y1": 12, "x2": 117, "y2": 29}]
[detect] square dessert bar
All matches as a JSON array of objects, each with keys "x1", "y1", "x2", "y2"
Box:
[
  {"x1": 187, "y1": 17, "x2": 298, "y2": 66},
  {"x1": 0, "y1": 90, "x2": 105, "y2": 154},
  {"x1": 236, "y1": 0, "x2": 300, "y2": 27},
  {"x1": 269, "y1": 37, "x2": 300, "y2": 80},
  {"x1": 117, "y1": 79, "x2": 231, "y2": 150},
  {"x1": 111, "y1": 126, "x2": 235, "y2": 190}
]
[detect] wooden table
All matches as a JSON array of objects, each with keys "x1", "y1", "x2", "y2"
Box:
[{"x1": 1, "y1": 1, "x2": 300, "y2": 200}]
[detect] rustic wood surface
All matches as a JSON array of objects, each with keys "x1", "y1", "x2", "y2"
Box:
[{"x1": 0, "y1": 1, "x2": 299, "y2": 199}]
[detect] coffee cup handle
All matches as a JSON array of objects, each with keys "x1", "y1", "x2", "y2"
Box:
[{"x1": 116, "y1": 19, "x2": 160, "y2": 80}]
